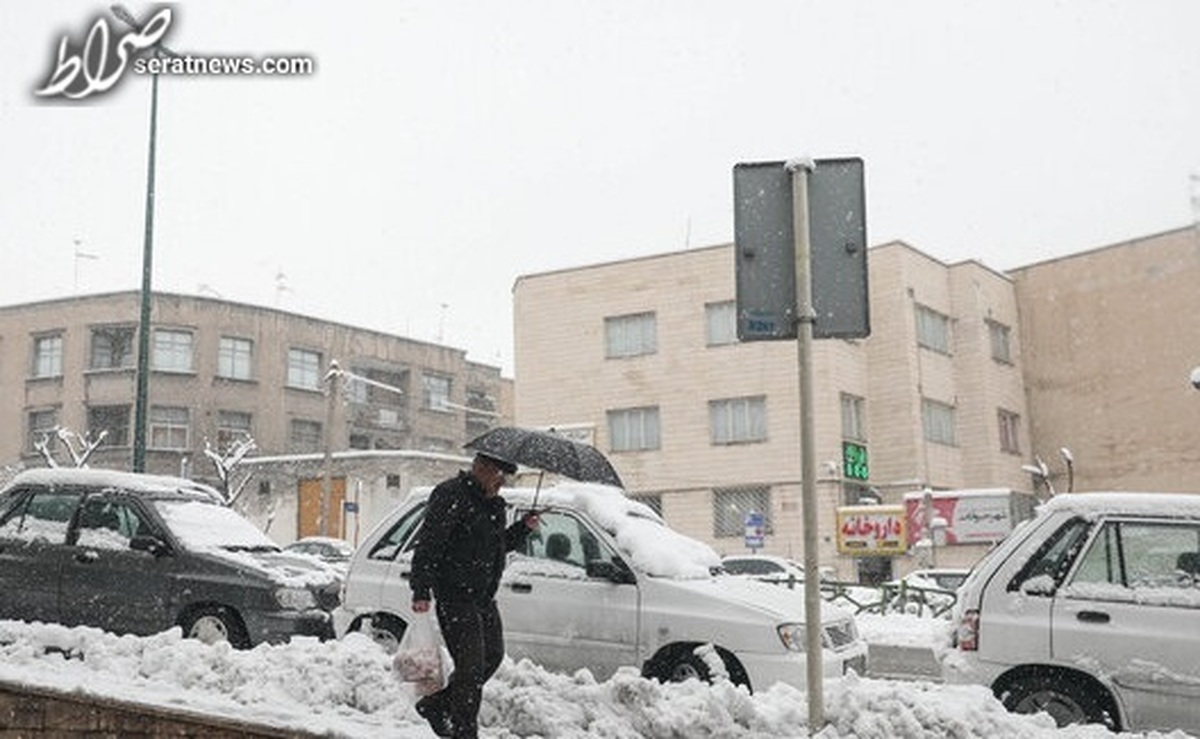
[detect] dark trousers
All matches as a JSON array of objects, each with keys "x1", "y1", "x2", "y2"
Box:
[{"x1": 429, "y1": 598, "x2": 504, "y2": 739}]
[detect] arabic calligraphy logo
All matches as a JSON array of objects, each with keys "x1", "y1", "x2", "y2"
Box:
[{"x1": 35, "y1": 7, "x2": 173, "y2": 101}]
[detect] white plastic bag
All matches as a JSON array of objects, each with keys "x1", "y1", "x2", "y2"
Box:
[{"x1": 392, "y1": 611, "x2": 450, "y2": 697}]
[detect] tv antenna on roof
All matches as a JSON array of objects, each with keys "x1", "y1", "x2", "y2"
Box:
[{"x1": 73, "y1": 238, "x2": 99, "y2": 292}]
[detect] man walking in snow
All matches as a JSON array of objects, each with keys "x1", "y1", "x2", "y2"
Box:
[{"x1": 409, "y1": 452, "x2": 538, "y2": 738}]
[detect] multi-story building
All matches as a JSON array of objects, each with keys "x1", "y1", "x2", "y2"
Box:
[
  {"x1": 0, "y1": 291, "x2": 512, "y2": 542},
  {"x1": 512, "y1": 226, "x2": 1200, "y2": 581}
]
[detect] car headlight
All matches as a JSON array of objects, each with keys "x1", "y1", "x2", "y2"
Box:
[
  {"x1": 275, "y1": 587, "x2": 317, "y2": 611},
  {"x1": 777, "y1": 623, "x2": 807, "y2": 652}
]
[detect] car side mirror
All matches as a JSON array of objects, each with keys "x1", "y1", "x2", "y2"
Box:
[
  {"x1": 585, "y1": 558, "x2": 636, "y2": 585},
  {"x1": 130, "y1": 534, "x2": 168, "y2": 557}
]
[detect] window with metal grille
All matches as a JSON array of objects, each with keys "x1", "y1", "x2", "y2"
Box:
[
  {"x1": 27, "y1": 408, "x2": 58, "y2": 453},
  {"x1": 709, "y1": 396, "x2": 767, "y2": 444},
  {"x1": 998, "y1": 408, "x2": 1021, "y2": 454},
  {"x1": 713, "y1": 486, "x2": 772, "y2": 538},
  {"x1": 218, "y1": 337, "x2": 254, "y2": 380},
  {"x1": 630, "y1": 494, "x2": 663, "y2": 517},
  {"x1": 914, "y1": 304, "x2": 951, "y2": 354},
  {"x1": 922, "y1": 398, "x2": 957, "y2": 446},
  {"x1": 32, "y1": 334, "x2": 63, "y2": 378},
  {"x1": 607, "y1": 406, "x2": 661, "y2": 452},
  {"x1": 289, "y1": 419, "x2": 323, "y2": 453},
  {"x1": 217, "y1": 410, "x2": 252, "y2": 450},
  {"x1": 152, "y1": 329, "x2": 194, "y2": 372},
  {"x1": 90, "y1": 326, "x2": 135, "y2": 370},
  {"x1": 287, "y1": 348, "x2": 322, "y2": 390},
  {"x1": 149, "y1": 406, "x2": 189, "y2": 450},
  {"x1": 605, "y1": 312, "x2": 657, "y2": 358},
  {"x1": 87, "y1": 405, "x2": 130, "y2": 447},
  {"x1": 705, "y1": 301, "x2": 737, "y2": 346}
]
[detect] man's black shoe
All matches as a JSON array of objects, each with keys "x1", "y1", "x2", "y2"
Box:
[{"x1": 415, "y1": 695, "x2": 454, "y2": 738}]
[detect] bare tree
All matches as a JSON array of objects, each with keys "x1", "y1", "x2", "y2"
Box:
[
  {"x1": 33, "y1": 427, "x2": 107, "y2": 468},
  {"x1": 203, "y1": 433, "x2": 257, "y2": 506}
]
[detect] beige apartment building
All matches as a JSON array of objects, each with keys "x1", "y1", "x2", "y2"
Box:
[
  {"x1": 514, "y1": 241, "x2": 1031, "y2": 581},
  {"x1": 0, "y1": 291, "x2": 512, "y2": 543},
  {"x1": 512, "y1": 226, "x2": 1200, "y2": 581}
]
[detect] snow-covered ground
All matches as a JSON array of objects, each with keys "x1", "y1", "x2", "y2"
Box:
[{"x1": 0, "y1": 614, "x2": 1193, "y2": 739}]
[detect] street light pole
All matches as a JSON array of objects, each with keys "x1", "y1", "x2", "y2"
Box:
[
  {"x1": 111, "y1": 4, "x2": 172, "y2": 473},
  {"x1": 131, "y1": 67, "x2": 159, "y2": 472}
]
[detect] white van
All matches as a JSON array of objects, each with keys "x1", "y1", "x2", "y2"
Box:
[
  {"x1": 946, "y1": 492, "x2": 1200, "y2": 733},
  {"x1": 335, "y1": 482, "x2": 867, "y2": 691}
]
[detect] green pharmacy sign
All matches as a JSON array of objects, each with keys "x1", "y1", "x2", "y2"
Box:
[{"x1": 843, "y1": 442, "x2": 869, "y2": 481}]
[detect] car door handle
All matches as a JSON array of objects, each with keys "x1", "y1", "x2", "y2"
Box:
[
  {"x1": 1076, "y1": 610, "x2": 1110, "y2": 624},
  {"x1": 74, "y1": 550, "x2": 99, "y2": 564},
  {"x1": 508, "y1": 582, "x2": 533, "y2": 594}
]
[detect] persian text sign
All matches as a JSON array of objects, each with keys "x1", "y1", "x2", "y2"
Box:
[{"x1": 836, "y1": 505, "x2": 907, "y2": 556}]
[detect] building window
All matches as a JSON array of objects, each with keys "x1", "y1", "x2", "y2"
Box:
[
  {"x1": 713, "y1": 486, "x2": 772, "y2": 538},
  {"x1": 988, "y1": 320, "x2": 1013, "y2": 364},
  {"x1": 840, "y1": 393, "x2": 866, "y2": 441},
  {"x1": 921, "y1": 398, "x2": 957, "y2": 446},
  {"x1": 998, "y1": 408, "x2": 1021, "y2": 455},
  {"x1": 709, "y1": 396, "x2": 767, "y2": 444},
  {"x1": 607, "y1": 406, "x2": 660, "y2": 452},
  {"x1": 32, "y1": 334, "x2": 63, "y2": 378},
  {"x1": 87, "y1": 405, "x2": 130, "y2": 447},
  {"x1": 630, "y1": 494, "x2": 663, "y2": 517},
  {"x1": 605, "y1": 312, "x2": 657, "y2": 358},
  {"x1": 28, "y1": 408, "x2": 59, "y2": 453},
  {"x1": 149, "y1": 406, "x2": 189, "y2": 450},
  {"x1": 914, "y1": 304, "x2": 951, "y2": 354},
  {"x1": 216, "y1": 410, "x2": 252, "y2": 450},
  {"x1": 422, "y1": 374, "x2": 451, "y2": 411},
  {"x1": 152, "y1": 329, "x2": 194, "y2": 373},
  {"x1": 218, "y1": 337, "x2": 254, "y2": 380},
  {"x1": 287, "y1": 349, "x2": 322, "y2": 390},
  {"x1": 705, "y1": 301, "x2": 737, "y2": 346},
  {"x1": 90, "y1": 326, "x2": 135, "y2": 370},
  {"x1": 289, "y1": 419, "x2": 323, "y2": 453}
]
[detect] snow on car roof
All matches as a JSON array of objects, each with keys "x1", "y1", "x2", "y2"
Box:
[
  {"x1": 411, "y1": 481, "x2": 721, "y2": 579},
  {"x1": 1037, "y1": 491, "x2": 1200, "y2": 519},
  {"x1": 4, "y1": 467, "x2": 223, "y2": 502}
]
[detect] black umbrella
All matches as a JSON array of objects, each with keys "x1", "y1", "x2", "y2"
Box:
[{"x1": 465, "y1": 426, "x2": 623, "y2": 497}]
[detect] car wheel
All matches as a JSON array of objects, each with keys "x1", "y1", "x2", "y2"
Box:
[
  {"x1": 181, "y1": 605, "x2": 250, "y2": 649},
  {"x1": 664, "y1": 652, "x2": 711, "y2": 683},
  {"x1": 1001, "y1": 672, "x2": 1115, "y2": 729},
  {"x1": 355, "y1": 613, "x2": 406, "y2": 654}
]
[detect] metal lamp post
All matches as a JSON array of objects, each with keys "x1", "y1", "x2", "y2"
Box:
[{"x1": 111, "y1": 4, "x2": 174, "y2": 472}]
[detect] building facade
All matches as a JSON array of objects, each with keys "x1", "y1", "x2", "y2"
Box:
[
  {"x1": 0, "y1": 291, "x2": 512, "y2": 542},
  {"x1": 1010, "y1": 226, "x2": 1200, "y2": 494},
  {"x1": 513, "y1": 240, "x2": 1036, "y2": 581}
]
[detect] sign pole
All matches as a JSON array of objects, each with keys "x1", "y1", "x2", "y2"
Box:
[{"x1": 788, "y1": 160, "x2": 824, "y2": 728}]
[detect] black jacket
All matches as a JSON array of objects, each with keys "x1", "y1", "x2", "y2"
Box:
[{"x1": 409, "y1": 471, "x2": 530, "y2": 605}]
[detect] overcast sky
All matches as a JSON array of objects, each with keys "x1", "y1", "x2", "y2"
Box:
[{"x1": 3, "y1": 1, "x2": 1198, "y2": 376}]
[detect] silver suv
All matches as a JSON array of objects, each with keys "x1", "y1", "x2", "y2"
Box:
[
  {"x1": 0, "y1": 468, "x2": 341, "y2": 647},
  {"x1": 947, "y1": 492, "x2": 1200, "y2": 733}
]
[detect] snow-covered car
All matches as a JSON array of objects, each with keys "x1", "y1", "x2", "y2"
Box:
[
  {"x1": 946, "y1": 492, "x2": 1200, "y2": 733},
  {"x1": 721, "y1": 554, "x2": 815, "y2": 586},
  {"x1": 898, "y1": 568, "x2": 970, "y2": 592},
  {"x1": 0, "y1": 468, "x2": 341, "y2": 648},
  {"x1": 285, "y1": 536, "x2": 355, "y2": 577},
  {"x1": 335, "y1": 482, "x2": 867, "y2": 691}
]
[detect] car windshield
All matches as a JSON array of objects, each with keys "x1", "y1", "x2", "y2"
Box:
[{"x1": 154, "y1": 500, "x2": 281, "y2": 553}]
